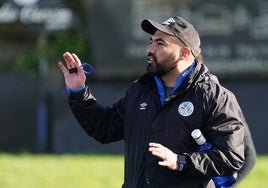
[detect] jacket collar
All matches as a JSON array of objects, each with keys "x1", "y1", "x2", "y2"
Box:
[
  {"x1": 154, "y1": 62, "x2": 196, "y2": 104},
  {"x1": 138, "y1": 62, "x2": 211, "y2": 103}
]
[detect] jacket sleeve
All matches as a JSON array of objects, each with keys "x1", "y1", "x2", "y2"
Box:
[
  {"x1": 184, "y1": 84, "x2": 245, "y2": 178},
  {"x1": 68, "y1": 86, "x2": 124, "y2": 144}
]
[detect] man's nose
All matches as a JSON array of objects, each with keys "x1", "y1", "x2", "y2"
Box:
[{"x1": 146, "y1": 44, "x2": 155, "y2": 54}]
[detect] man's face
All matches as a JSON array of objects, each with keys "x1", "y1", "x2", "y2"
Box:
[{"x1": 146, "y1": 30, "x2": 183, "y2": 76}]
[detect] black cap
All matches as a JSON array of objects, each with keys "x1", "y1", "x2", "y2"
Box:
[{"x1": 141, "y1": 16, "x2": 201, "y2": 57}]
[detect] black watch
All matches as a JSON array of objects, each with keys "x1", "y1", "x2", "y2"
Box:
[{"x1": 177, "y1": 155, "x2": 187, "y2": 171}]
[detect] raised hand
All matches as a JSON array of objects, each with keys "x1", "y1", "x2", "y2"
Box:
[{"x1": 58, "y1": 52, "x2": 86, "y2": 90}]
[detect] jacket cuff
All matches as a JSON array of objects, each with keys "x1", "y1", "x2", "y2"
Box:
[
  {"x1": 66, "y1": 85, "x2": 85, "y2": 94},
  {"x1": 68, "y1": 86, "x2": 95, "y2": 101}
]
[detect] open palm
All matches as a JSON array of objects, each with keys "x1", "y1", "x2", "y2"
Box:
[{"x1": 58, "y1": 52, "x2": 86, "y2": 90}]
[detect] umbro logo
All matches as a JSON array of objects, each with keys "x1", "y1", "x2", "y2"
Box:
[{"x1": 139, "y1": 102, "x2": 148, "y2": 110}]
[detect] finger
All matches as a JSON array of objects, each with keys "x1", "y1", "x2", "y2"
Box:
[
  {"x1": 77, "y1": 65, "x2": 85, "y2": 75},
  {"x1": 158, "y1": 161, "x2": 168, "y2": 166},
  {"x1": 150, "y1": 150, "x2": 166, "y2": 160},
  {"x1": 58, "y1": 61, "x2": 69, "y2": 75},
  {"x1": 149, "y1": 142, "x2": 164, "y2": 148},
  {"x1": 63, "y1": 52, "x2": 76, "y2": 69},
  {"x1": 72, "y1": 53, "x2": 82, "y2": 66},
  {"x1": 149, "y1": 143, "x2": 168, "y2": 153},
  {"x1": 149, "y1": 146, "x2": 162, "y2": 153},
  {"x1": 72, "y1": 53, "x2": 84, "y2": 74}
]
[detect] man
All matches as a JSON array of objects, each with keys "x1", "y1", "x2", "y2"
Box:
[{"x1": 58, "y1": 16, "x2": 246, "y2": 187}]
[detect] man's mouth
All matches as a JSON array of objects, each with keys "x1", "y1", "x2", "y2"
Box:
[{"x1": 147, "y1": 55, "x2": 156, "y2": 64}]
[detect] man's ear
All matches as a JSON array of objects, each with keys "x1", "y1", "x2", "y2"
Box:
[{"x1": 180, "y1": 47, "x2": 191, "y2": 58}]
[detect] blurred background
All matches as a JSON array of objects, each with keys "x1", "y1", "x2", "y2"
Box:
[{"x1": 0, "y1": 0, "x2": 267, "y2": 155}]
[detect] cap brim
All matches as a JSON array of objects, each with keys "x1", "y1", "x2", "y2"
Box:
[{"x1": 141, "y1": 19, "x2": 174, "y2": 36}]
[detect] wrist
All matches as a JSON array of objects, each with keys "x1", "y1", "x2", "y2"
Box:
[{"x1": 66, "y1": 85, "x2": 85, "y2": 94}]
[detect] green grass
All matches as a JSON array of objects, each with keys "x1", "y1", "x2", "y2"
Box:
[
  {"x1": 237, "y1": 155, "x2": 268, "y2": 188},
  {"x1": 0, "y1": 153, "x2": 267, "y2": 188},
  {"x1": 0, "y1": 154, "x2": 124, "y2": 188}
]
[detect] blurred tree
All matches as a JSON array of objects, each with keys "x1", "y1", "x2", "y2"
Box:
[{"x1": 0, "y1": 0, "x2": 91, "y2": 77}]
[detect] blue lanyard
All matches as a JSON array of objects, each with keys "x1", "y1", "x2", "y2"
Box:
[
  {"x1": 68, "y1": 63, "x2": 94, "y2": 75},
  {"x1": 154, "y1": 62, "x2": 196, "y2": 105}
]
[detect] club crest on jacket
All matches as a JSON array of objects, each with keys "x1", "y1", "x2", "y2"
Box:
[{"x1": 178, "y1": 101, "x2": 194, "y2": 117}]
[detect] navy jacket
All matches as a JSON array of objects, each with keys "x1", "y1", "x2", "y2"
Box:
[{"x1": 69, "y1": 63, "x2": 245, "y2": 188}]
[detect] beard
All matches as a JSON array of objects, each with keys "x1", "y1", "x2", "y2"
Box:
[{"x1": 146, "y1": 53, "x2": 178, "y2": 77}]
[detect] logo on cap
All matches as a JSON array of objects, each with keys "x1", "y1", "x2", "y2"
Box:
[
  {"x1": 178, "y1": 101, "x2": 194, "y2": 117},
  {"x1": 162, "y1": 18, "x2": 176, "y2": 25}
]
